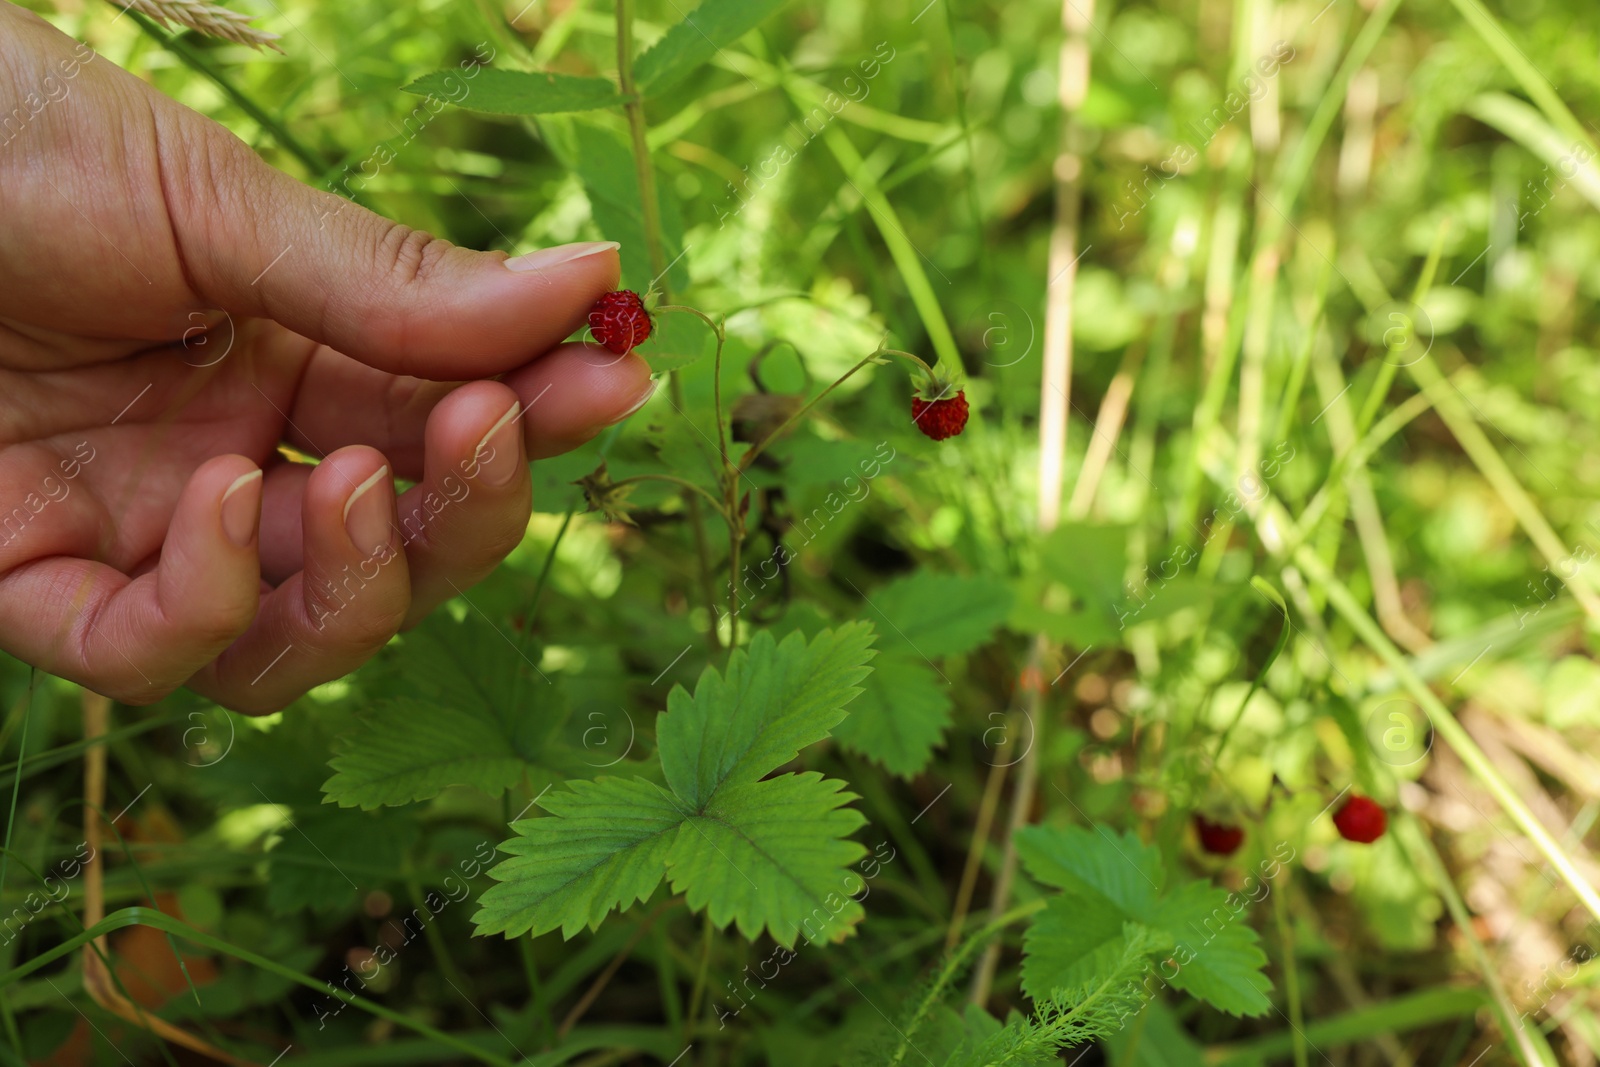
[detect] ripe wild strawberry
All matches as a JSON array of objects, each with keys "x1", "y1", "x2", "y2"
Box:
[
  {"x1": 1194, "y1": 815, "x2": 1244, "y2": 856},
  {"x1": 589, "y1": 290, "x2": 652, "y2": 354},
  {"x1": 1333, "y1": 795, "x2": 1387, "y2": 843},
  {"x1": 911, "y1": 389, "x2": 969, "y2": 441}
]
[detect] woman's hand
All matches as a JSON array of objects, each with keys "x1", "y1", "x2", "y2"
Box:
[{"x1": 0, "y1": 3, "x2": 654, "y2": 711}]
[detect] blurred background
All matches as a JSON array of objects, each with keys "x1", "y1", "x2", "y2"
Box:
[{"x1": 6, "y1": 0, "x2": 1600, "y2": 1063}]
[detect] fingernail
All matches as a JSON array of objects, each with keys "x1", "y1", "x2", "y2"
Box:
[
  {"x1": 505, "y1": 240, "x2": 620, "y2": 273},
  {"x1": 342, "y1": 466, "x2": 392, "y2": 555},
  {"x1": 610, "y1": 377, "x2": 659, "y2": 423},
  {"x1": 221, "y1": 469, "x2": 263, "y2": 547},
  {"x1": 474, "y1": 401, "x2": 525, "y2": 488}
]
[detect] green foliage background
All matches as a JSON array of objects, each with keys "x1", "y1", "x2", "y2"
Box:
[{"x1": 5, "y1": 0, "x2": 1600, "y2": 1062}]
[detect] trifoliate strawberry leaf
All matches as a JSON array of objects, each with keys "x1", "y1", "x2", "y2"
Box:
[
  {"x1": 863, "y1": 572, "x2": 1012, "y2": 658},
  {"x1": 665, "y1": 773, "x2": 866, "y2": 945},
  {"x1": 1017, "y1": 823, "x2": 1273, "y2": 1017},
  {"x1": 831, "y1": 654, "x2": 950, "y2": 778},
  {"x1": 657, "y1": 623, "x2": 875, "y2": 810},
  {"x1": 475, "y1": 626, "x2": 876, "y2": 945},
  {"x1": 322, "y1": 613, "x2": 572, "y2": 809},
  {"x1": 473, "y1": 776, "x2": 681, "y2": 939}
]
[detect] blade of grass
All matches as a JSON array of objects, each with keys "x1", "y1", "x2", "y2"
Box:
[
  {"x1": 0, "y1": 906, "x2": 518, "y2": 1067},
  {"x1": 804, "y1": 118, "x2": 964, "y2": 373},
  {"x1": 0, "y1": 670, "x2": 32, "y2": 1057},
  {"x1": 1447, "y1": 0, "x2": 1598, "y2": 160},
  {"x1": 1286, "y1": 518, "x2": 1600, "y2": 925},
  {"x1": 1465, "y1": 93, "x2": 1600, "y2": 214},
  {"x1": 1396, "y1": 815, "x2": 1556, "y2": 1067},
  {"x1": 1404, "y1": 350, "x2": 1600, "y2": 619},
  {"x1": 1208, "y1": 986, "x2": 1489, "y2": 1064}
]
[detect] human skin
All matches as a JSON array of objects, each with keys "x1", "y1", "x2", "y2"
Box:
[{"x1": 0, "y1": 2, "x2": 654, "y2": 711}]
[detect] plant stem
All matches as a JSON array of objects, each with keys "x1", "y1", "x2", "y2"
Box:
[
  {"x1": 684, "y1": 914, "x2": 714, "y2": 1044},
  {"x1": 403, "y1": 874, "x2": 472, "y2": 997},
  {"x1": 615, "y1": 0, "x2": 668, "y2": 289},
  {"x1": 736, "y1": 348, "x2": 928, "y2": 475},
  {"x1": 615, "y1": 0, "x2": 721, "y2": 652},
  {"x1": 1270, "y1": 867, "x2": 1308, "y2": 1067},
  {"x1": 1397, "y1": 816, "x2": 1554, "y2": 1067},
  {"x1": 0, "y1": 672, "x2": 31, "y2": 1058},
  {"x1": 736, "y1": 354, "x2": 874, "y2": 472},
  {"x1": 126, "y1": 11, "x2": 332, "y2": 183},
  {"x1": 559, "y1": 901, "x2": 676, "y2": 1039},
  {"x1": 971, "y1": 0, "x2": 1092, "y2": 1005},
  {"x1": 611, "y1": 475, "x2": 731, "y2": 518},
  {"x1": 0, "y1": 907, "x2": 518, "y2": 1067},
  {"x1": 523, "y1": 510, "x2": 573, "y2": 634},
  {"x1": 1279, "y1": 505, "x2": 1600, "y2": 924}
]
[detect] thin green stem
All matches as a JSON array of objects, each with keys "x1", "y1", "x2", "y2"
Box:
[
  {"x1": 889, "y1": 898, "x2": 1046, "y2": 1065},
  {"x1": 614, "y1": 3, "x2": 719, "y2": 651},
  {"x1": 736, "y1": 348, "x2": 931, "y2": 474},
  {"x1": 684, "y1": 914, "x2": 714, "y2": 1043},
  {"x1": 611, "y1": 475, "x2": 730, "y2": 518},
  {"x1": 1447, "y1": 0, "x2": 1598, "y2": 159},
  {"x1": 404, "y1": 873, "x2": 471, "y2": 997},
  {"x1": 523, "y1": 510, "x2": 574, "y2": 636},
  {"x1": 616, "y1": 0, "x2": 669, "y2": 290},
  {"x1": 0, "y1": 907, "x2": 515, "y2": 1067},
  {"x1": 1286, "y1": 388, "x2": 1435, "y2": 553},
  {"x1": 1270, "y1": 867, "x2": 1308, "y2": 1067},
  {"x1": 0, "y1": 671, "x2": 34, "y2": 907},
  {"x1": 125, "y1": 11, "x2": 331, "y2": 183},
  {"x1": 1352, "y1": 221, "x2": 1450, "y2": 440},
  {"x1": 1287, "y1": 519, "x2": 1600, "y2": 925},
  {"x1": 1396, "y1": 816, "x2": 1554, "y2": 1067}
]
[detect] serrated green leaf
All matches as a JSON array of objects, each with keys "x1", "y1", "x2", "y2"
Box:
[
  {"x1": 657, "y1": 623, "x2": 875, "y2": 810},
  {"x1": 634, "y1": 0, "x2": 794, "y2": 96},
  {"x1": 267, "y1": 808, "x2": 417, "y2": 915},
  {"x1": 1151, "y1": 882, "x2": 1273, "y2": 1017},
  {"x1": 666, "y1": 773, "x2": 866, "y2": 946},
  {"x1": 321, "y1": 697, "x2": 530, "y2": 809},
  {"x1": 1016, "y1": 824, "x2": 1165, "y2": 915},
  {"x1": 555, "y1": 120, "x2": 688, "y2": 293},
  {"x1": 1018, "y1": 824, "x2": 1273, "y2": 1017},
  {"x1": 404, "y1": 69, "x2": 622, "y2": 114},
  {"x1": 473, "y1": 776, "x2": 681, "y2": 939},
  {"x1": 322, "y1": 613, "x2": 566, "y2": 809},
  {"x1": 475, "y1": 627, "x2": 874, "y2": 943},
  {"x1": 1020, "y1": 894, "x2": 1145, "y2": 999},
  {"x1": 865, "y1": 572, "x2": 1012, "y2": 658},
  {"x1": 831, "y1": 653, "x2": 950, "y2": 777}
]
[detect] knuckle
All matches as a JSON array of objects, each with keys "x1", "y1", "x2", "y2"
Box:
[{"x1": 373, "y1": 222, "x2": 452, "y2": 291}]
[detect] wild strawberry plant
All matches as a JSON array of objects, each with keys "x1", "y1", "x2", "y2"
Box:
[{"x1": 3, "y1": 0, "x2": 1600, "y2": 1064}]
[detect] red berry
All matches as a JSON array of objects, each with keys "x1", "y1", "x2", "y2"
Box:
[
  {"x1": 1194, "y1": 815, "x2": 1244, "y2": 856},
  {"x1": 1333, "y1": 795, "x2": 1387, "y2": 843},
  {"x1": 588, "y1": 290, "x2": 652, "y2": 354},
  {"x1": 911, "y1": 390, "x2": 969, "y2": 441}
]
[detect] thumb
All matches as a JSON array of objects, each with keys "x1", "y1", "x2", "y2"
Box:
[{"x1": 159, "y1": 110, "x2": 620, "y2": 379}]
